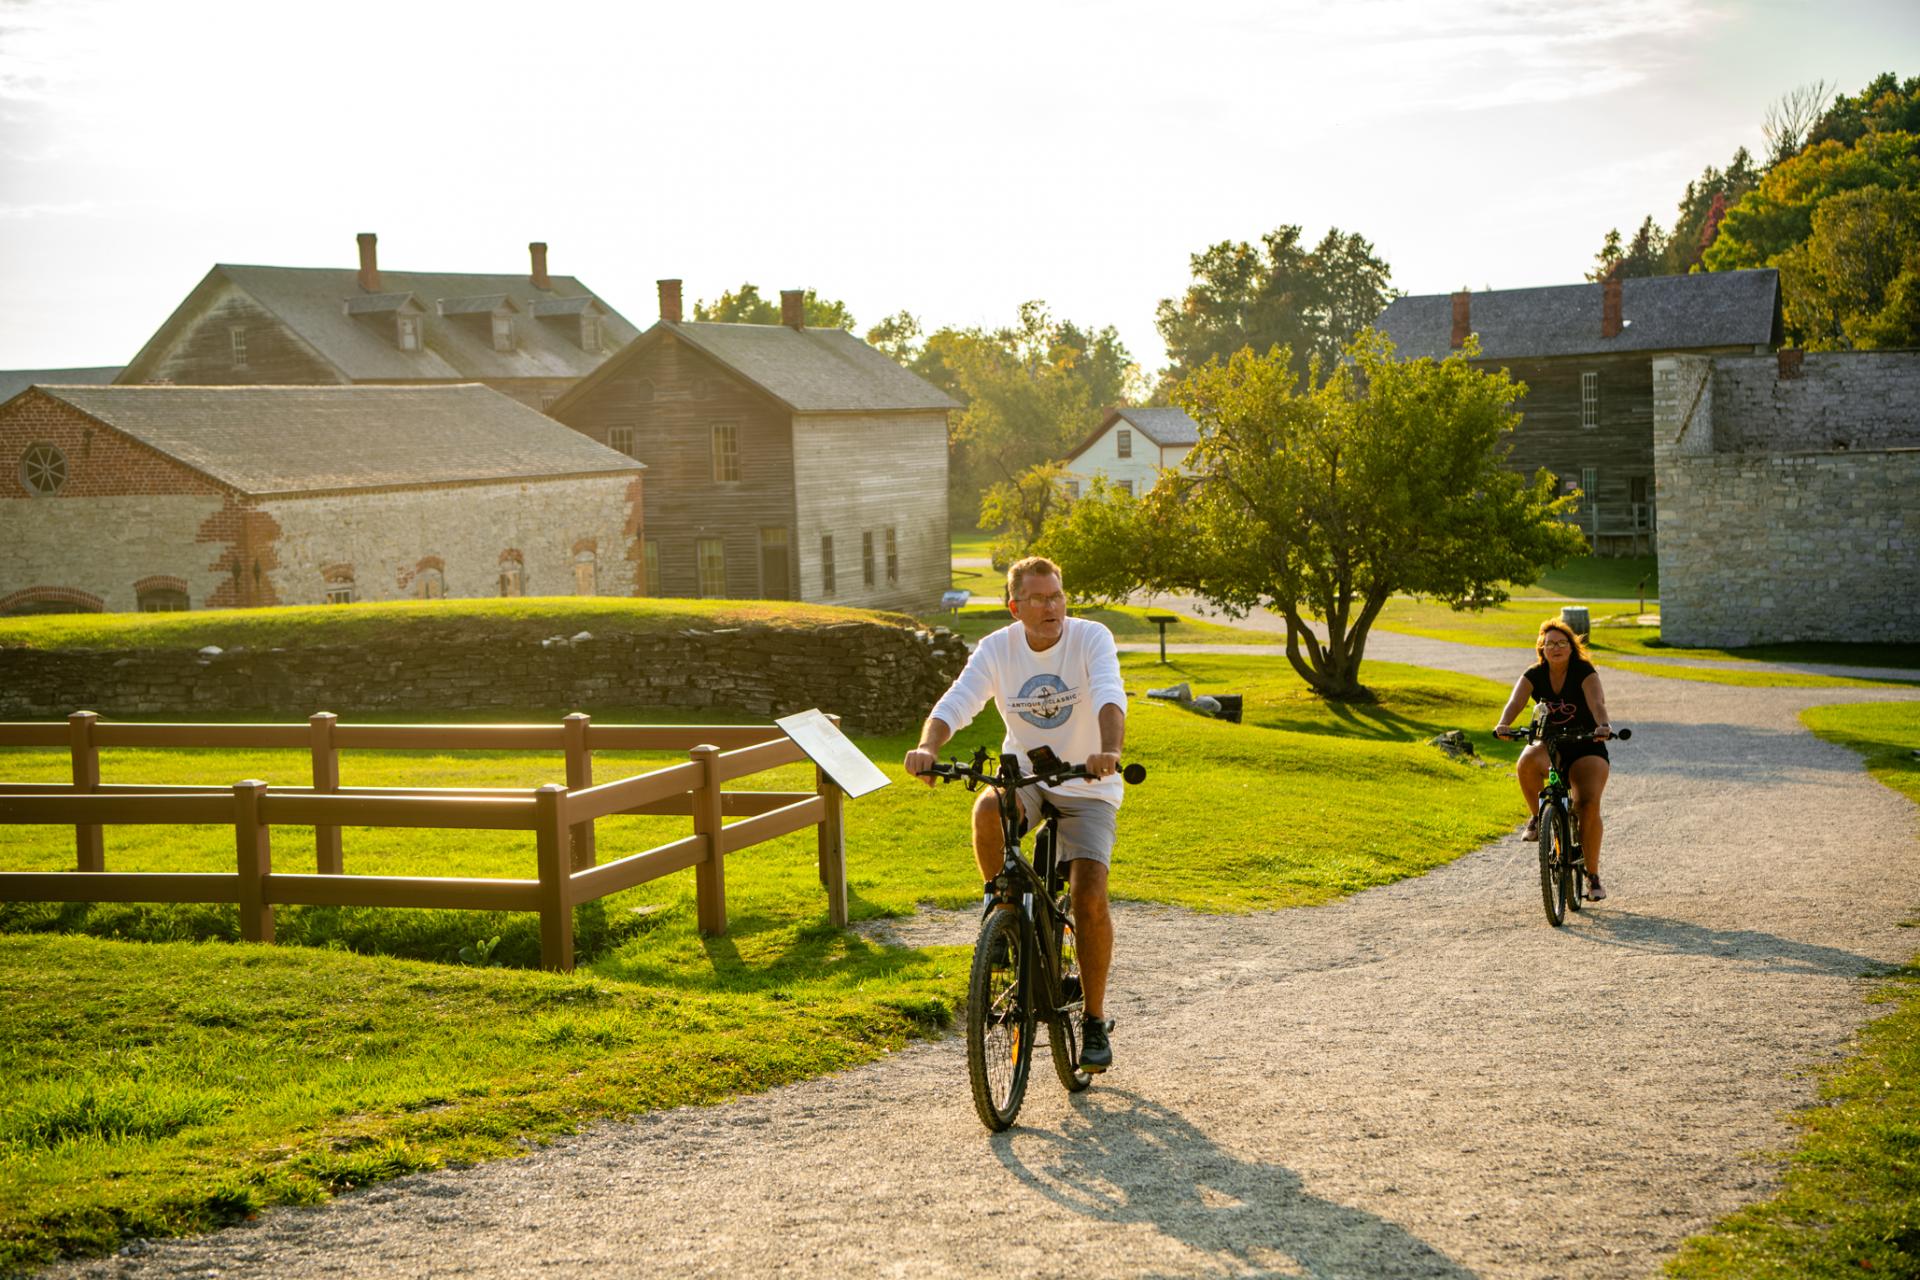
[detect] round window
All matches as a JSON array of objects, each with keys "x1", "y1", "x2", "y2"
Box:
[{"x1": 19, "y1": 442, "x2": 67, "y2": 495}]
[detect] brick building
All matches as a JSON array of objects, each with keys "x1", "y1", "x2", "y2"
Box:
[
  {"x1": 1, "y1": 383, "x2": 644, "y2": 615},
  {"x1": 1374, "y1": 269, "x2": 1781, "y2": 556},
  {"x1": 114, "y1": 235, "x2": 639, "y2": 410},
  {"x1": 549, "y1": 281, "x2": 956, "y2": 612}
]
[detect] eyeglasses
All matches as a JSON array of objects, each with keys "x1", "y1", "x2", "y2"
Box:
[
  {"x1": 1016, "y1": 592, "x2": 1067, "y2": 609},
  {"x1": 1541, "y1": 638, "x2": 1572, "y2": 650}
]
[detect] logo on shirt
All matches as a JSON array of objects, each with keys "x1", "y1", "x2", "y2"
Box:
[
  {"x1": 1538, "y1": 698, "x2": 1578, "y2": 726},
  {"x1": 1012, "y1": 673, "x2": 1078, "y2": 729}
]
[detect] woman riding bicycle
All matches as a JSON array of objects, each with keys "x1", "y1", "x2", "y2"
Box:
[{"x1": 1494, "y1": 618, "x2": 1617, "y2": 901}]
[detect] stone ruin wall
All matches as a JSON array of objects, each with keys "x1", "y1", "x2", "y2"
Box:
[
  {"x1": 1654, "y1": 351, "x2": 1920, "y2": 647},
  {"x1": 0, "y1": 620, "x2": 968, "y2": 736}
]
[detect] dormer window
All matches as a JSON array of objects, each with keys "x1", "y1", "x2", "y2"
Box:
[
  {"x1": 529, "y1": 295, "x2": 608, "y2": 352},
  {"x1": 346, "y1": 292, "x2": 427, "y2": 352},
  {"x1": 439, "y1": 295, "x2": 521, "y2": 353},
  {"x1": 492, "y1": 314, "x2": 514, "y2": 352}
]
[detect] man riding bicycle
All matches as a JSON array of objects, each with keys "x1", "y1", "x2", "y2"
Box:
[{"x1": 904, "y1": 556, "x2": 1129, "y2": 1071}]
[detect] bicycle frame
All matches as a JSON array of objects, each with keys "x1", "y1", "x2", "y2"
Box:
[{"x1": 977, "y1": 752, "x2": 1078, "y2": 1023}]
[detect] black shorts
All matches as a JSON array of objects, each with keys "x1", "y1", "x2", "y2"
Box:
[{"x1": 1554, "y1": 740, "x2": 1610, "y2": 769}]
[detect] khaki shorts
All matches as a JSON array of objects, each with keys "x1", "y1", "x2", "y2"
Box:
[{"x1": 1015, "y1": 785, "x2": 1118, "y2": 866}]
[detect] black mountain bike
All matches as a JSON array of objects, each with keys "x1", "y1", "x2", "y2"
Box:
[
  {"x1": 1497, "y1": 717, "x2": 1631, "y2": 926},
  {"x1": 920, "y1": 745, "x2": 1146, "y2": 1132}
]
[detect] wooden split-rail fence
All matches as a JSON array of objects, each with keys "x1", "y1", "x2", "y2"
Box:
[{"x1": 0, "y1": 711, "x2": 849, "y2": 971}]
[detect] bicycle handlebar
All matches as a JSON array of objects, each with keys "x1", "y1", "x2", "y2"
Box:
[
  {"x1": 1493, "y1": 724, "x2": 1632, "y2": 744},
  {"x1": 917, "y1": 755, "x2": 1148, "y2": 791}
]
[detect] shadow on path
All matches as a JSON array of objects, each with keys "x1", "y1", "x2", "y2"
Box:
[
  {"x1": 992, "y1": 1090, "x2": 1479, "y2": 1279},
  {"x1": 1574, "y1": 911, "x2": 1896, "y2": 977}
]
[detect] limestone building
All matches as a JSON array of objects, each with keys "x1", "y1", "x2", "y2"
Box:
[{"x1": 1, "y1": 383, "x2": 644, "y2": 615}]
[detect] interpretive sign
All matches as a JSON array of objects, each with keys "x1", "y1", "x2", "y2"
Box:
[{"x1": 776, "y1": 709, "x2": 891, "y2": 798}]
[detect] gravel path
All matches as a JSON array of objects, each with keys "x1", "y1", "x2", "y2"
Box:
[{"x1": 51, "y1": 644, "x2": 1920, "y2": 1280}]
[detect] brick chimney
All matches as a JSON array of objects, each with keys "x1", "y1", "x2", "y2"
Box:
[
  {"x1": 1449, "y1": 290, "x2": 1470, "y2": 349},
  {"x1": 529, "y1": 242, "x2": 550, "y2": 291},
  {"x1": 356, "y1": 233, "x2": 380, "y2": 293},
  {"x1": 658, "y1": 279, "x2": 683, "y2": 324},
  {"x1": 1602, "y1": 273, "x2": 1623, "y2": 339},
  {"x1": 781, "y1": 289, "x2": 805, "y2": 329}
]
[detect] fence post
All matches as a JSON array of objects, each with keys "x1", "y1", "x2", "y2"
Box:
[
  {"x1": 233, "y1": 780, "x2": 274, "y2": 944},
  {"x1": 309, "y1": 712, "x2": 342, "y2": 874},
  {"x1": 816, "y1": 766, "x2": 848, "y2": 927},
  {"x1": 690, "y1": 744, "x2": 727, "y2": 936},
  {"x1": 68, "y1": 711, "x2": 103, "y2": 872},
  {"x1": 534, "y1": 784, "x2": 574, "y2": 971},
  {"x1": 563, "y1": 712, "x2": 596, "y2": 870}
]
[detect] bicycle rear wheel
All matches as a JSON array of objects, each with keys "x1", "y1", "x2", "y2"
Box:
[
  {"x1": 967, "y1": 907, "x2": 1034, "y2": 1131},
  {"x1": 1566, "y1": 814, "x2": 1585, "y2": 913},
  {"x1": 1048, "y1": 912, "x2": 1092, "y2": 1094},
  {"x1": 1538, "y1": 802, "x2": 1569, "y2": 927}
]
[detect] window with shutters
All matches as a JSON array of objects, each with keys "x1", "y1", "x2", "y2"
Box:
[
  {"x1": 885, "y1": 527, "x2": 898, "y2": 586},
  {"x1": 644, "y1": 540, "x2": 661, "y2": 595}
]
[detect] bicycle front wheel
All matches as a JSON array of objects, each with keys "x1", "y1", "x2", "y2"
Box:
[
  {"x1": 967, "y1": 907, "x2": 1035, "y2": 1132},
  {"x1": 1538, "y1": 803, "x2": 1569, "y2": 927},
  {"x1": 1048, "y1": 914, "x2": 1092, "y2": 1094}
]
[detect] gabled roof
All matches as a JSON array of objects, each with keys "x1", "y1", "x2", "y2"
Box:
[
  {"x1": 18, "y1": 383, "x2": 643, "y2": 497},
  {"x1": 437, "y1": 295, "x2": 518, "y2": 316},
  {"x1": 1373, "y1": 269, "x2": 1782, "y2": 361},
  {"x1": 0, "y1": 366, "x2": 120, "y2": 404},
  {"x1": 119, "y1": 264, "x2": 641, "y2": 384},
  {"x1": 1062, "y1": 406, "x2": 1200, "y2": 465},
  {"x1": 550, "y1": 320, "x2": 960, "y2": 417}
]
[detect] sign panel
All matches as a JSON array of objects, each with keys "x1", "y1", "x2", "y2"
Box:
[
  {"x1": 940, "y1": 589, "x2": 972, "y2": 611},
  {"x1": 776, "y1": 709, "x2": 890, "y2": 799}
]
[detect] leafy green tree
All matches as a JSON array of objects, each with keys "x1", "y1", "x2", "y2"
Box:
[
  {"x1": 1040, "y1": 335, "x2": 1585, "y2": 700},
  {"x1": 1806, "y1": 73, "x2": 1920, "y2": 150},
  {"x1": 1775, "y1": 184, "x2": 1920, "y2": 348},
  {"x1": 693, "y1": 284, "x2": 855, "y2": 329},
  {"x1": 1587, "y1": 217, "x2": 1668, "y2": 281},
  {"x1": 979, "y1": 461, "x2": 1072, "y2": 571},
  {"x1": 1153, "y1": 225, "x2": 1396, "y2": 392}
]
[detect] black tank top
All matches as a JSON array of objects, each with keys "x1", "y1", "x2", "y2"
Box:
[{"x1": 1524, "y1": 656, "x2": 1599, "y2": 735}]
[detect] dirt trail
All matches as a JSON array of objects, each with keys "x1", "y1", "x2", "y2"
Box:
[{"x1": 51, "y1": 649, "x2": 1920, "y2": 1280}]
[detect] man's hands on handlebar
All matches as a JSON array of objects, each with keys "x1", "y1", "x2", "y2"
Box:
[{"x1": 903, "y1": 746, "x2": 941, "y2": 787}]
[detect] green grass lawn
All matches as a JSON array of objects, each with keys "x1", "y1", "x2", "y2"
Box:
[
  {"x1": 1510, "y1": 554, "x2": 1658, "y2": 601},
  {"x1": 1669, "y1": 700, "x2": 1920, "y2": 1279},
  {"x1": 932, "y1": 602, "x2": 1276, "y2": 646},
  {"x1": 0, "y1": 653, "x2": 1523, "y2": 1270},
  {"x1": 1370, "y1": 596, "x2": 1920, "y2": 673}
]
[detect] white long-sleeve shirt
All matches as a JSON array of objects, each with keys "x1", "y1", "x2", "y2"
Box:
[{"x1": 929, "y1": 616, "x2": 1129, "y2": 807}]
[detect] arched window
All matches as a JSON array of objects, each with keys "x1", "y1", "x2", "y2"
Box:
[
  {"x1": 414, "y1": 568, "x2": 444, "y2": 599},
  {"x1": 321, "y1": 563, "x2": 357, "y2": 605},
  {"x1": 135, "y1": 575, "x2": 191, "y2": 612},
  {"x1": 573, "y1": 550, "x2": 597, "y2": 597},
  {"x1": 0, "y1": 586, "x2": 104, "y2": 616}
]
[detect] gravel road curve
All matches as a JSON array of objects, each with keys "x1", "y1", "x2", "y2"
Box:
[{"x1": 47, "y1": 642, "x2": 1920, "y2": 1280}]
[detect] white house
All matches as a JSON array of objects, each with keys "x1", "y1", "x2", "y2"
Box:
[{"x1": 1059, "y1": 406, "x2": 1199, "y2": 499}]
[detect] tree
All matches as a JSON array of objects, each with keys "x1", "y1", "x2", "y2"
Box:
[
  {"x1": 1775, "y1": 185, "x2": 1920, "y2": 348},
  {"x1": 1806, "y1": 73, "x2": 1920, "y2": 150},
  {"x1": 1040, "y1": 335, "x2": 1586, "y2": 700},
  {"x1": 1588, "y1": 217, "x2": 1667, "y2": 281},
  {"x1": 979, "y1": 461, "x2": 1073, "y2": 570},
  {"x1": 1764, "y1": 80, "x2": 1837, "y2": 167},
  {"x1": 1153, "y1": 225, "x2": 1396, "y2": 392},
  {"x1": 693, "y1": 283, "x2": 855, "y2": 329}
]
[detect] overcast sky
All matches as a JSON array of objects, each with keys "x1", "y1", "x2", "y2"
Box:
[{"x1": 3, "y1": 0, "x2": 1917, "y2": 377}]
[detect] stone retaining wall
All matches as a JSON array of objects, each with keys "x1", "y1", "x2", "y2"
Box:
[
  {"x1": 0, "y1": 621, "x2": 968, "y2": 734},
  {"x1": 1655, "y1": 352, "x2": 1920, "y2": 647}
]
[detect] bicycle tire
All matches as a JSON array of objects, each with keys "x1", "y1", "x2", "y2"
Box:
[
  {"x1": 967, "y1": 907, "x2": 1034, "y2": 1131},
  {"x1": 1048, "y1": 913, "x2": 1092, "y2": 1094},
  {"x1": 1538, "y1": 802, "x2": 1568, "y2": 927},
  {"x1": 1566, "y1": 813, "x2": 1585, "y2": 913}
]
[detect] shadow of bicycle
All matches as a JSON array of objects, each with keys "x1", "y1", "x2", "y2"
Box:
[
  {"x1": 991, "y1": 1089, "x2": 1478, "y2": 1279},
  {"x1": 1573, "y1": 910, "x2": 1896, "y2": 977}
]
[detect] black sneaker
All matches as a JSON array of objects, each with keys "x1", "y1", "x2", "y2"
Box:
[{"x1": 1079, "y1": 1016, "x2": 1114, "y2": 1073}]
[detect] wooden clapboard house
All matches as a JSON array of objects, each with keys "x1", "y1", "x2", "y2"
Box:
[
  {"x1": 1374, "y1": 269, "x2": 1781, "y2": 555},
  {"x1": 550, "y1": 282, "x2": 957, "y2": 612}
]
